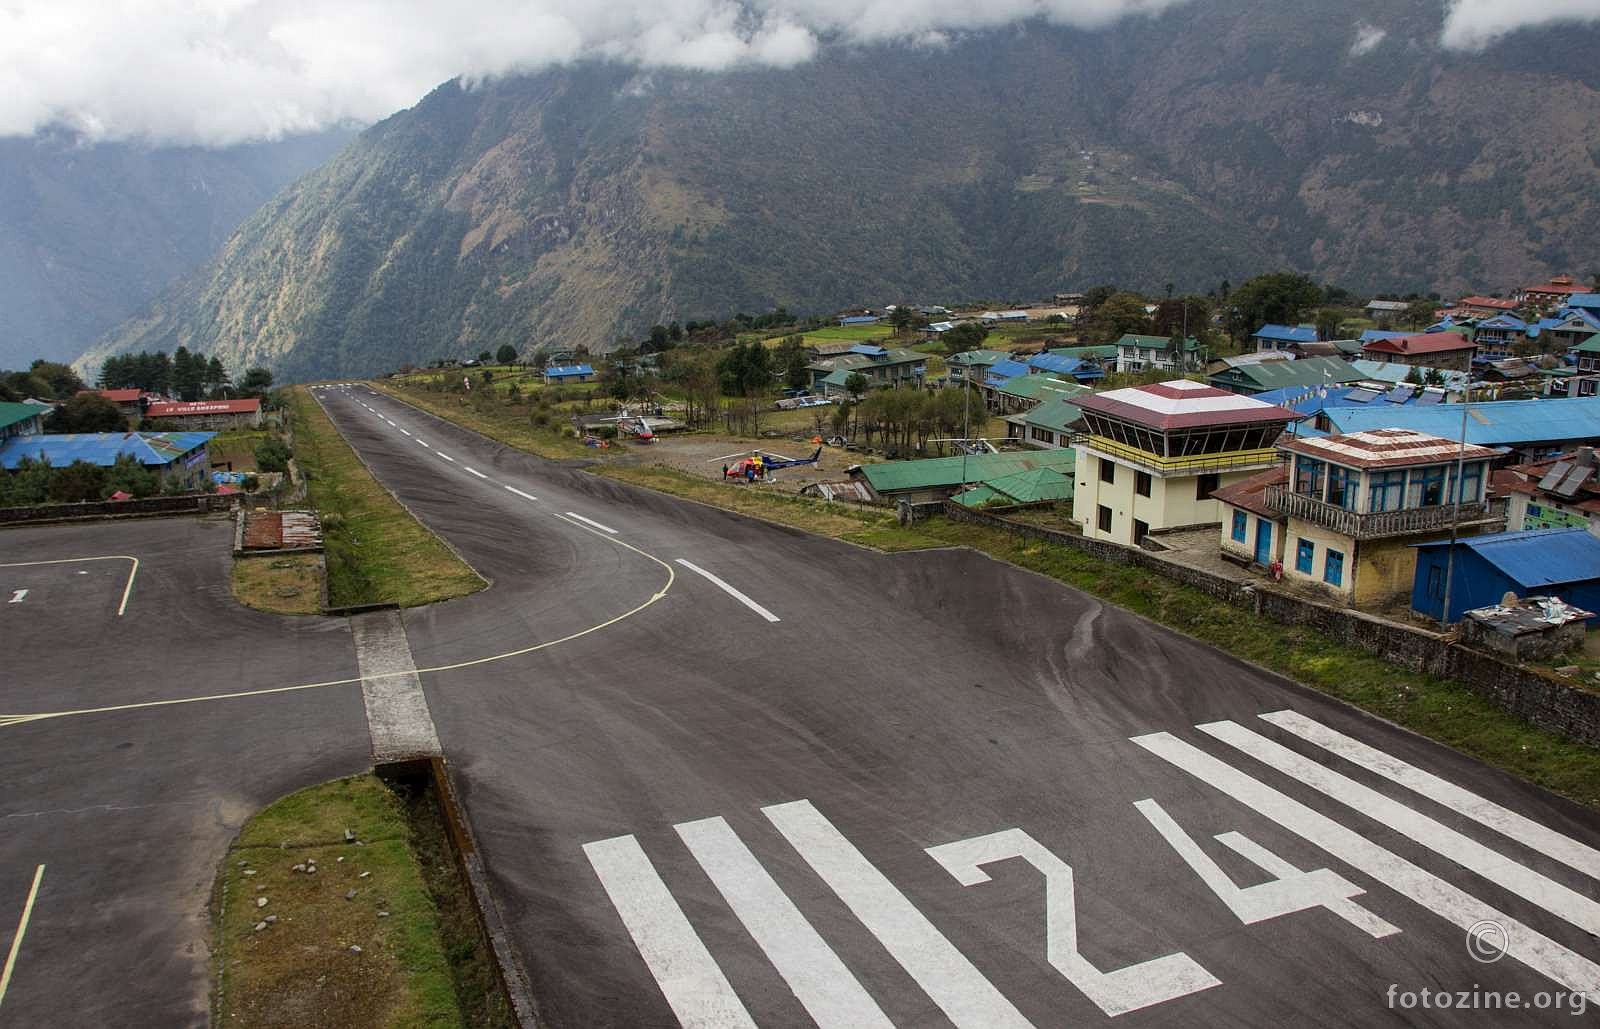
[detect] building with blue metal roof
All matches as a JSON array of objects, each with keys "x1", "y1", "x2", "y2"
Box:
[
  {"x1": 1251, "y1": 384, "x2": 1445, "y2": 420},
  {"x1": 1252, "y1": 324, "x2": 1319, "y2": 352},
  {"x1": 543, "y1": 363, "x2": 595, "y2": 383},
  {"x1": 982, "y1": 358, "x2": 1031, "y2": 385},
  {"x1": 0, "y1": 431, "x2": 215, "y2": 490},
  {"x1": 1412, "y1": 527, "x2": 1600, "y2": 623},
  {"x1": 1025, "y1": 352, "x2": 1104, "y2": 382},
  {"x1": 1313, "y1": 395, "x2": 1600, "y2": 460}
]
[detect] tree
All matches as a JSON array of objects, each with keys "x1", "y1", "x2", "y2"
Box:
[
  {"x1": 1314, "y1": 308, "x2": 1344, "y2": 341},
  {"x1": 255, "y1": 437, "x2": 293, "y2": 473},
  {"x1": 104, "y1": 454, "x2": 159, "y2": 498},
  {"x1": 774, "y1": 335, "x2": 811, "y2": 391},
  {"x1": 238, "y1": 367, "x2": 275, "y2": 398},
  {"x1": 172, "y1": 346, "x2": 205, "y2": 400},
  {"x1": 496, "y1": 344, "x2": 518, "y2": 365},
  {"x1": 28, "y1": 360, "x2": 83, "y2": 398},
  {"x1": 1404, "y1": 298, "x2": 1438, "y2": 329},
  {"x1": 844, "y1": 372, "x2": 869, "y2": 401},
  {"x1": 0, "y1": 457, "x2": 52, "y2": 506},
  {"x1": 45, "y1": 393, "x2": 127, "y2": 433},
  {"x1": 477, "y1": 350, "x2": 492, "y2": 363},
  {"x1": 1081, "y1": 284, "x2": 1119, "y2": 313},
  {"x1": 205, "y1": 357, "x2": 230, "y2": 398},
  {"x1": 1227, "y1": 273, "x2": 1324, "y2": 338},
  {"x1": 1405, "y1": 364, "x2": 1425, "y2": 385},
  {"x1": 942, "y1": 322, "x2": 990, "y2": 356},
  {"x1": 47, "y1": 460, "x2": 107, "y2": 503},
  {"x1": 1091, "y1": 292, "x2": 1153, "y2": 342}
]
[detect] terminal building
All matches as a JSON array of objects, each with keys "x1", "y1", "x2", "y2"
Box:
[{"x1": 1070, "y1": 381, "x2": 1297, "y2": 545}]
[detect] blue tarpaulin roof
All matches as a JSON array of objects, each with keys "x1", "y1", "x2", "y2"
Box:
[
  {"x1": 1253, "y1": 324, "x2": 1318, "y2": 343},
  {"x1": 0, "y1": 431, "x2": 214, "y2": 469},
  {"x1": 1026, "y1": 353, "x2": 1103, "y2": 378},
  {"x1": 1414, "y1": 528, "x2": 1600, "y2": 588},
  {"x1": 1318, "y1": 395, "x2": 1600, "y2": 447}
]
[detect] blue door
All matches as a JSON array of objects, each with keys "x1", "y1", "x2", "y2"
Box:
[{"x1": 1253, "y1": 519, "x2": 1272, "y2": 565}]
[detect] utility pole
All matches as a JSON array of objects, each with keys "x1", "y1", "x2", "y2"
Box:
[{"x1": 1438, "y1": 388, "x2": 1472, "y2": 627}]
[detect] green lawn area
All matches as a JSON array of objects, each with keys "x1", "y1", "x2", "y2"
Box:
[
  {"x1": 288, "y1": 386, "x2": 486, "y2": 608},
  {"x1": 214, "y1": 776, "x2": 494, "y2": 1028},
  {"x1": 801, "y1": 324, "x2": 896, "y2": 343}
]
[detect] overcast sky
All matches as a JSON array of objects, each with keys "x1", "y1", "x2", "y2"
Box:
[{"x1": 1, "y1": 0, "x2": 1595, "y2": 147}]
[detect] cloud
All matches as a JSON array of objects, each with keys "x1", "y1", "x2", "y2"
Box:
[
  {"x1": 1440, "y1": 0, "x2": 1600, "y2": 50},
  {"x1": 0, "y1": 0, "x2": 1187, "y2": 146},
  {"x1": 1349, "y1": 22, "x2": 1386, "y2": 56}
]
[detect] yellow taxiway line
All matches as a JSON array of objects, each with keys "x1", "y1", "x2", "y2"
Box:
[
  {"x1": 0, "y1": 516, "x2": 672, "y2": 729},
  {"x1": 0, "y1": 864, "x2": 45, "y2": 1011},
  {"x1": 0, "y1": 556, "x2": 139, "y2": 616}
]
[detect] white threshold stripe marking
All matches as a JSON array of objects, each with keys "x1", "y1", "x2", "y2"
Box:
[
  {"x1": 675, "y1": 560, "x2": 780, "y2": 622},
  {"x1": 763, "y1": 800, "x2": 1033, "y2": 1029},
  {"x1": 463, "y1": 467, "x2": 488, "y2": 479},
  {"x1": 1200, "y1": 720, "x2": 1600, "y2": 936},
  {"x1": 0, "y1": 864, "x2": 45, "y2": 1010},
  {"x1": 505, "y1": 486, "x2": 538, "y2": 502},
  {"x1": 676, "y1": 816, "x2": 893, "y2": 1029},
  {"x1": 566, "y1": 512, "x2": 618, "y2": 534},
  {"x1": 1132, "y1": 731, "x2": 1600, "y2": 996},
  {"x1": 583, "y1": 835, "x2": 756, "y2": 1028},
  {"x1": 1261, "y1": 710, "x2": 1600, "y2": 881}
]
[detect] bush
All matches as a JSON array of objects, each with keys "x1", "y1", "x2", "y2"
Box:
[
  {"x1": 255, "y1": 437, "x2": 293, "y2": 473},
  {"x1": 242, "y1": 474, "x2": 261, "y2": 492}
]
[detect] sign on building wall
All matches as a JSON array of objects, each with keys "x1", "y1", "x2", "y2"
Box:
[{"x1": 1524, "y1": 502, "x2": 1590, "y2": 531}]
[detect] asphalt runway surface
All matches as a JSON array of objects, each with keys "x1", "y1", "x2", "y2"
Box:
[
  {"x1": 308, "y1": 383, "x2": 1600, "y2": 1027},
  {"x1": 0, "y1": 517, "x2": 371, "y2": 1026}
]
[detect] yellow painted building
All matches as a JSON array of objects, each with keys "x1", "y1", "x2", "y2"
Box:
[
  {"x1": 1071, "y1": 381, "x2": 1299, "y2": 545},
  {"x1": 1218, "y1": 427, "x2": 1507, "y2": 606}
]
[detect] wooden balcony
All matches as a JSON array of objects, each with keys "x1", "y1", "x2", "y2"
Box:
[{"x1": 1263, "y1": 484, "x2": 1507, "y2": 541}]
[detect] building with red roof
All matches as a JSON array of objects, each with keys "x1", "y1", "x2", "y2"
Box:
[
  {"x1": 1071, "y1": 380, "x2": 1298, "y2": 544},
  {"x1": 141, "y1": 398, "x2": 263, "y2": 430},
  {"x1": 1520, "y1": 275, "x2": 1590, "y2": 310},
  {"x1": 1358, "y1": 331, "x2": 1476, "y2": 371},
  {"x1": 1450, "y1": 296, "x2": 1518, "y2": 318}
]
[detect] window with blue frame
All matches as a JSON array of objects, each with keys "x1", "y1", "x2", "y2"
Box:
[
  {"x1": 1368, "y1": 469, "x2": 1406, "y2": 512},
  {"x1": 1324, "y1": 548, "x2": 1345, "y2": 587},
  {"x1": 1231, "y1": 509, "x2": 1247, "y2": 542},
  {"x1": 1409, "y1": 465, "x2": 1448, "y2": 507},
  {"x1": 1294, "y1": 457, "x2": 1325, "y2": 498},
  {"x1": 1295, "y1": 538, "x2": 1315, "y2": 574},
  {"x1": 1452, "y1": 461, "x2": 1484, "y2": 504},
  {"x1": 1326, "y1": 465, "x2": 1359, "y2": 510}
]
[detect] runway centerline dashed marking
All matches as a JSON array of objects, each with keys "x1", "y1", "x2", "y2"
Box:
[
  {"x1": 565, "y1": 512, "x2": 617, "y2": 534},
  {"x1": 464, "y1": 467, "x2": 489, "y2": 479},
  {"x1": 439, "y1": 453, "x2": 456, "y2": 462},
  {"x1": 416, "y1": 439, "x2": 430, "y2": 448},
  {"x1": 0, "y1": 864, "x2": 45, "y2": 1011},
  {"x1": 675, "y1": 559, "x2": 780, "y2": 622},
  {"x1": 505, "y1": 485, "x2": 538, "y2": 501}
]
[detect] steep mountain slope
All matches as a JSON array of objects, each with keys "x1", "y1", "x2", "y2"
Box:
[
  {"x1": 82, "y1": 1, "x2": 1600, "y2": 380},
  {"x1": 0, "y1": 128, "x2": 353, "y2": 368}
]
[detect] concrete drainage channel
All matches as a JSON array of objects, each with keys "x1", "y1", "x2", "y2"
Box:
[
  {"x1": 375, "y1": 756, "x2": 542, "y2": 1027},
  {"x1": 351, "y1": 604, "x2": 541, "y2": 1026}
]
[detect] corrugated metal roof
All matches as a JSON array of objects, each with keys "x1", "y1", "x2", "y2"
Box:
[
  {"x1": 0, "y1": 431, "x2": 214, "y2": 469},
  {"x1": 1414, "y1": 528, "x2": 1600, "y2": 587},
  {"x1": 145, "y1": 399, "x2": 260, "y2": 417},
  {"x1": 859, "y1": 449, "x2": 1075, "y2": 493},
  {"x1": 983, "y1": 359, "x2": 1031, "y2": 383},
  {"x1": 997, "y1": 375, "x2": 1085, "y2": 401},
  {"x1": 546, "y1": 364, "x2": 595, "y2": 376},
  {"x1": 1212, "y1": 356, "x2": 1365, "y2": 391},
  {"x1": 946, "y1": 349, "x2": 1011, "y2": 366},
  {"x1": 1023, "y1": 394, "x2": 1087, "y2": 434},
  {"x1": 979, "y1": 466, "x2": 1074, "y2": 504},
  {"x1": 1253, "y1": 323, "x2": 1319, "y2": 343},
  {"x1": 0, "y1": 402, "x2": 44, "y2": 431},
  {"x1": 1321, "y1": 395, "x2": 1600, "y2": 447}
]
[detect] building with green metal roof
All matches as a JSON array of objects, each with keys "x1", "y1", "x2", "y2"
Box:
[
  {"x1": 1113, "y1": 334, "x2": 1203, "y2": 374},
  {"x1": 944, "y1": 349, "x2": 1012, "y2": 384},
  {"x1": 852, "y1": 448, "x2": 1076, "y2": 505},
  {"x1": 0, "y1": 402, "x2": 46, "y2": 441},
  {"x1": 952, "y1": 466, "x2": 1075, "y2": 508},
  {"x1": 1207, "y1": 355, "x2": 1365, "y2": 395},
  {"x1": 1013, "y1": 393, "x2": 1087, "y2": 449}
]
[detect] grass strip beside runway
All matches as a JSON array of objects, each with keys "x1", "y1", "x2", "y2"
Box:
[
  {"x1": 288, "y1": 387, "x2": 485, "y2": 608},
  {"x1": 213, "y1": 775, "x2": 509, "y2": 1028}
]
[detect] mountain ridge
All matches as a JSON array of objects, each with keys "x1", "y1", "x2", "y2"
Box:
[{"x1": 78, "y1": 1, "x2": 1600, "y2": 380}]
